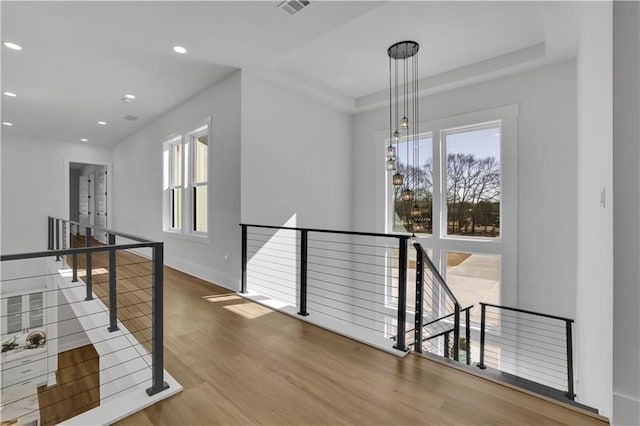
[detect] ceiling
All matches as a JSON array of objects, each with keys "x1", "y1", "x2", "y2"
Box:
[{"x1": 1, "y1": 1, "x2": 579, "y2": 147}]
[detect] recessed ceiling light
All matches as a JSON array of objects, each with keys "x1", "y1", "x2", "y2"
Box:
[
  {"x1": 3, "y1": 42, "x2": 22, "y2": 51},
  {"x1": 2, "y1": 122, "x2": 13, "y2": 126},
  {"x1": 98, "y1": 121, "x2": 107, "y2": 125},
  {"x1": 173, "y1": 45, "x2": 187, "y2": 54},
  {"x1": 125, "y1": 94, "x2": 135, "y2": 100},
  {"x1": 3, "y1": 91, "x2": 17, "y2": 97},
  {"x1": 81, "y1": 138, "x2": 88, "y2": 142}
]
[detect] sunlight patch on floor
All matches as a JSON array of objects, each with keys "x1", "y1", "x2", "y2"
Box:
[
  {"x1": 222, "y1": 302, "x2": 272, "y2": 319},
  {"x1": 202, "y1": 294, "x2": 241, "y2": 302}
]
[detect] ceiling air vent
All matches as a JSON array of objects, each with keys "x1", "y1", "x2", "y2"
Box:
[
  {"x1": 122, "y1": 115, "x2": 138, "y2": 121},
  {"x1": 277, "y1": 0, "x2": 310, "y2": 15}
]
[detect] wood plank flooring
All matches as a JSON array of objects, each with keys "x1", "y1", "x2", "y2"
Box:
[
  {"x1": 37, "y1": 344, "x2": 100, "y2": 425},
  {"x1": 69, "y1": 240, "x2": 608, "y2": 425}
]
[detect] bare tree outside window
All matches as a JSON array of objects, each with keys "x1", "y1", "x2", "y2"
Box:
[{"x1": 445, "y1": 126, "x2": 501, "y2": 237}]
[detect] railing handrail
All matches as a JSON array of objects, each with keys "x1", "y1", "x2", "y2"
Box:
[
  {"x1": 241, "y1": 223, "x2": 411, "y2": 240},
  {"x1": 1, "y1": 242, "x2": 156, "y2": 262},
  {"x1": 422, "y1": 304, "x2": 473, "y2": 329},
  {"x1": 414, "y1": 242, "x2": 460, "y2": 307},
  {"x1": 52, "y1": 217, "x2": 154, "y2": 243},
  {"x1": 480, "y1": 302, "x2": 574, "y2": 324}
]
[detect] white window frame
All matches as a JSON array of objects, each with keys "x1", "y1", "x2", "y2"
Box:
[
  {"x1": 162, "y1": 117, "x2": 212, "y2": 242},
  {"x1": 378, "y1": 105, "x2": 519, "y2": 312}
]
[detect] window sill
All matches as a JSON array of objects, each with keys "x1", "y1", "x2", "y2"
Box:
[{"x1": 162, "y1": 229, "x2": 211, "y2": 245}]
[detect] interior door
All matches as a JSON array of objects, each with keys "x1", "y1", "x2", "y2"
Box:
[
  {"x1": 88, "y1": 172, "x2": 95, "y2": 230},
  {"x1": 95, "y1": 167, "x2": 108, "y2": 243},
  {"x1": 79, "y1": 175, "x2": 89, "y2": 234}
]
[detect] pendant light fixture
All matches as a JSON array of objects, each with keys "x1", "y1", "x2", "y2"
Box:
[{"x1": 385, "y1": 40, "x2": 422, "y2": 234}]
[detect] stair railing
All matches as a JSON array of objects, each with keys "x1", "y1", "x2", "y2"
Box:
[{"x1": 413, "y1": 242, "x2": 469, "y2": 362}]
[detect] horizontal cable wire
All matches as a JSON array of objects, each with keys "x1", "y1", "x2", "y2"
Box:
[
  {"x1": 307, "y1": 244, "x2": 393, "y2": 259},
  {"x1": 307, "y1": 281, "x2": 392, "y2": 305},
  {"x1": 1, "y1": 316, "x2": 153, "y2": 374},
  {"x1": 306, "y1": 267, "x2": 388, "y2": 288},
  {"x1": 484, "y1": 337, "x2": 567, "y2": 364},
  {"x1": 307, "y1": 237, "x2": 399, "y2": 249},
  {"x1": 482, "y1": 344, "x2": 567, "y2": 374},
  {"x1": 247, "y1": 265, "x2": 298, "y2": 285},
  {"x1": 246, "y1": 278, "x2": 299, "y2": 300},
  {"x1": 306, "y1": 289, "x2": 394, "y2": 319},
  {"x1": 246, "y1": 257, "x2": 300, "y2": 274},
  {"x1": 307, "y1": 297, "x2": 392, "y2": 328},
  {"x1": 307, "y1": 275, "x2": 396, "y2": 299},
  {"x1": 7, "y1": 362, "x2": 154, "y2": 419},
  {"x1": 487, "y1": 321, "x2": 566, "y2": 344},
  {"x1": 248, "y1": 232, "x2": 298, "y2": 240},
  {"x1": 482, "y1": 351, "x2": 567, "y2": 388},
  {"x1": 0, "y1": 285, "x2": 153, "y2": 320},
  {"x1": 247, "y1": 245, "x2": 298, "y2": 256},
  {"x1": 306, "y1": 251, "x2": 397, "y2": 268},
  {"x1": 486, "y1": 309, "x2": 566, "y2": 330},
  {"x1": 306, "y1": 260, "x2": 391, "y2": 280}
]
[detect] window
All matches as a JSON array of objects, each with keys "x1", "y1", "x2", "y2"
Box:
[
  {"x1": 444, "y1": 124, "x2": 501, "y2": 238},
  {"x1": 385, "y1": 105, "x2": 518, "y2": 320},
  {"x1": 163, "y1": 118, "x2": 211, "y2": 239}
]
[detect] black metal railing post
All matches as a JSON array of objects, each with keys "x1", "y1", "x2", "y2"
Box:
[
  {"x1": 394, "y1": 237, "x2": 408, "y2": 351},
  {"x1": 85, "y1": 227, "x2": 93, "y2": 301},
  {"x1": 146, "y1": 242, "x2": 169, "y2": 396},
  {"x1": 444, "y1": 332, "x2": 450, "y2": 358},
  {"x1": 298, "y1": 230, "x2": 309, "y2": 316},
  {"x1": 565, "y1": 320, "x2": 575, "y2": 400},
  {"x1": 48, "y1": 217, "x2": 53, "y2": 250},
  {"x1": 465, "y1": 307, "x2": 471, "y2": 365},
  {"x1": 62, "y1": 221, "x2": 67, "y2": 250},
  {"x1": 240, "y1": 225, "x2": 247, "y2": 294},
  {"x1": 72, "y1": 224, "x2": 78, "y2": 282},
  {"x1": 453, "y1": 303, "x2": 460, "y2": 361},
  {"x1": 107, "y1": 233, "x2": 119, "y2": 332},
  {"x1": 478, "y1": 303, "x2": 487, "y2": 369},
  {"x1": 414, "y1": 246, "x2": 424, "y2": 353},
  {"x1": 55, "y1": 219, "x2": 61, "y2": 260}
]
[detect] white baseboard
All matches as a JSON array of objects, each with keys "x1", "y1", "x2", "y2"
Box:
[
  {"x1": 165, "y1": 255, "x2": 239, "y2": 292},
  {"x1": 613, "y1": 392, "x2": 640, "y2": 426},
  {"x1": 124, "y1": 248, "x2": 240, "y2": 291}
]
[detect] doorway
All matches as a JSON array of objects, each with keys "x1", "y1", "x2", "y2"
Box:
[{"x1": 69, "y1": 162, "x2": 109, "y2": 244}]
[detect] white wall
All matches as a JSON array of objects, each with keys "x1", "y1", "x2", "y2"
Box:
[
  {"x1": 0, "y1": 136, "x2": 113, "y2": 253},
  {"x1": 112, "y1": 71, "x2": 241, "y2": 290},
  {"x1": 352, "y1": 60, "x2": 578, "y2": 319},
  {"x1": 574, "y1": 2, "x2": 613, "y2": 417},
  {"x1": 240, "y1": 71, "x2": 352, "y2": 230},
  {"x1": 0, "y1": 136, "x2": 111, "y2": 357},
  {"x1": 612, "y1": 2, "x2": 640, "y2": 425}
]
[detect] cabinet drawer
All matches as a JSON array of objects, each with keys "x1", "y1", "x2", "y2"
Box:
[{"x1": 2, "y1": 357, "x2": 47, "y2": 387}]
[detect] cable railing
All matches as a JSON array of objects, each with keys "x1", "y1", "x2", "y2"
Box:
[
  {"x1": 241, "y1": 224, "x2": 412, "y2": 352},
  {"x1": 411, "y1": 242, "x2": 471, "y2": 363},
  {"x1": 240, "y1": 223, "x2": 580, "y2": 407},
  {"x1": 0, "y1": 217, "x2": 169, "y2": 425},
  {"x1": 477, "y1": 302, "x2": 575, "y2": 401}
]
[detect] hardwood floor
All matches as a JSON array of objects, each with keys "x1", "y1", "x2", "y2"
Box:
[
  {"x1": 69, "y1": 241, "x2": 608, "y2": 425},
  {"x1": 37, "y1": 345, "x2": 100, "y2": 426}
]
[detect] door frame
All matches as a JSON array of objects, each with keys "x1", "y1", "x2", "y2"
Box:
[{"x1": 64, "y1": 158, "x2": 112, "y2": 232}]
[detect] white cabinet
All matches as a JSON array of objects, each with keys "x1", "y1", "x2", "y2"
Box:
[
  {"x1": 1, "y1": 347, "x2": 48, "y2": 391},
  {"x1": 2, "y1": 291, "x2": 44, "y2": 336}
]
